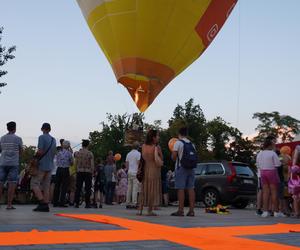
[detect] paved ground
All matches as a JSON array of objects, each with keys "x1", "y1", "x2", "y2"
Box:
[{"x1": 0, "y1": 204, "x2": 299, "y2": 249}]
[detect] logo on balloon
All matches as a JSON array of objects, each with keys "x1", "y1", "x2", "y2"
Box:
[{"x1": 207, "y1": 24, "x2": 219, "y2": 43}]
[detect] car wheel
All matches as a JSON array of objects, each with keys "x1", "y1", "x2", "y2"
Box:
[
  {"x1": 232, "y1": 199, "x2": 249, "y2": 209},
  {"x1": 203, "y1": 188, "x2": 219, "y2": 207}
]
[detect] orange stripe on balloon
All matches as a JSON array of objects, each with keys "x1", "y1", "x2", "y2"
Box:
[
  {"x1": 112, "y1": 57, "x2": 175, "y2": 112},
  {"x1": 195, "y1": 0, "x2": 238, "y2": 47}
]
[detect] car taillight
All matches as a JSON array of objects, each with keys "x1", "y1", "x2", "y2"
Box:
[{"x1": 227, "y1": 162, "x2": 236, "y2": 183}]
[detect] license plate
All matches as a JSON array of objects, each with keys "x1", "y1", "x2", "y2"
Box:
[{"x1": 244, "y1": 179, "x2": 253, "y2": 184}]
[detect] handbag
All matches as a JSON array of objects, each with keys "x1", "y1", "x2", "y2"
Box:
[
  {"x1": 154, "y1": 146, "x2": 163, "y2": 167},
  {"x1": 136, "y1": 156, "x2": 145, "y2": 182},
  {"x1": 28, "y1": 158, "x2": 39, "y2": 176},
  {"x1": 29, "y1": 137, "x2": 54, "y2": 176}
]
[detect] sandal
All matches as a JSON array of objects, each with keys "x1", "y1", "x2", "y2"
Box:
[
  {"x1": 170, "y1": 211, "x2": 184, "y2": 216},
  {"x1": 186, "y1": 211, "x2": 195, "y2": 217},
  {"x1": 146, "y1": 212, "x2": 158, "y2": 216}
]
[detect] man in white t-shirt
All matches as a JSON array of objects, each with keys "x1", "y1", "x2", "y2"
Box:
[
  {"x1": 125, "y1": 142, "x2": 141, "y2": 208},
  {"x1": 171, "y1": 127, "x2": 196, "y2": 217}
]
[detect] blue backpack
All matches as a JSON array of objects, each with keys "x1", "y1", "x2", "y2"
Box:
[{"x1": 179, "y1": 139, "x2": 198, "y2": 169}]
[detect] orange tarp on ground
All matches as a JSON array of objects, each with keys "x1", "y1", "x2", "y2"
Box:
[{"x1": 0, "y1": 213, "x2": 299, "y2": 250}]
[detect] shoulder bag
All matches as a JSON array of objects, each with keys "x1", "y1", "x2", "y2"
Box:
[
  {"x1": 154, "y1": 146, "x2": 163, "y2": 167},
  {"x1": 29, "y1": 137, "x2": 54, "y2": 176}
]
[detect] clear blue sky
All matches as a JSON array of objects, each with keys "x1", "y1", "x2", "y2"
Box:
[{"x1": 0, "y1": 0, "x2": 299, "y2": 146}]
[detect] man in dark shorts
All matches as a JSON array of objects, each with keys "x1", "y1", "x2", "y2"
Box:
[
  {"x1": 171, "y1": 127, "x2": 196, "y2": 217},
  {"x1": 31, "y1": 123, "x2": 57, "y2": 212},
  {"x1": 0, "y1": 122, "x2": 23, "y2": 209}
]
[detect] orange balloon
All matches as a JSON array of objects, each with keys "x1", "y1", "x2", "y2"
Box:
[
  {"x1": 280, "y1": 146, "x2": 292, "y2": 155},
  {"x1": 168, "y1": 138, "x2": 178, "y2": 152},
  {"x1": 114, "y1": 153, "x2": 122, "y2": 161}
]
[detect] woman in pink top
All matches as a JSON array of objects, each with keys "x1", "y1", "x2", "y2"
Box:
[{"x1": 256, "y1": 136, "x2": 282, "y2": 217}]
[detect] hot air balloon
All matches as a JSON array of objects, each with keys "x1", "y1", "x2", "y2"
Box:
[{"x1": 77, "y1": 0, "x2": 238, "y2": 112}]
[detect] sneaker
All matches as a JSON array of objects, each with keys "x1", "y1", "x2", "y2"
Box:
[
  {"x1": 261, "y1": 211, "x2": 269, "y2": 218},
  {"x1": 33, "y1": 204, "x2": 49, "y2": 212},
  {"x1": 59, "y1": 203, "x2": 69, "y2": 208},
  {"x1": 255, "y1": 209, "x2": 263, "y2": 216},
  {"x1": 170, "y1": 211, "x2": 184, "y2": 216},
  {"x1": 274, "y1": 212, "x2": 287, "y2": 218}
]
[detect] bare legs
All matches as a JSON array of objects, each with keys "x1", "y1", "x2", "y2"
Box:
[
  {"x1": 262, "y1": 184, "x2": 278, "y2": 213},
  {"x1": 7, "y1": 183, "x2": 16, "y2": 208}
]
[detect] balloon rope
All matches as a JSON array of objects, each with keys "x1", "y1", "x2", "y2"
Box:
[{"x1": 236, "y1": 0, "x2": 241, "y2": 128}]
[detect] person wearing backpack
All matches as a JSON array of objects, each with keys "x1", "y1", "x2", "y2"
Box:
[{"x1": 171, "y1": 127, "x2": 198, "y2": 217}]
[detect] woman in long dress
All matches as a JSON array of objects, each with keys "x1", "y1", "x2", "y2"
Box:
[{"x1": 138, "y1": 129, "x2": 163, "y2": 216}]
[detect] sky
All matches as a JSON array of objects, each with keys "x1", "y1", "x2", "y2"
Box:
[{"x1": 0, "y1": 0, "x2": 299, "y2": 147}]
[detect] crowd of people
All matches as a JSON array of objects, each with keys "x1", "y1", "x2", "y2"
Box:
[
  {"x1": 0, "y1": 121, "x2": 300, "y2": 219},
  {"x1": 256, "y1": 136, "x2": 300, "y2": 218},
  {"x1": 0, "y1": 122, "x2": 178, "y2": 215}
]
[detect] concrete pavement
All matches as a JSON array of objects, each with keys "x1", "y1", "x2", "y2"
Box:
[{"x1": 0, "y1": 204, "x2": 299, "y2": 249}]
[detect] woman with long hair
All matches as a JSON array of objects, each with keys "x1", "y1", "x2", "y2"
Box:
[{"x1": 138, "y1": 129, "x2": 163, "y2": 216}]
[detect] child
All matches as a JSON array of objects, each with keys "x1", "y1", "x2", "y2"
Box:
[
  {"x1": 288, "y1": 154, "x2": 300, "y2": 217},
  {"x1": 93, "y1": 160, "x2": 106, "y2": 208},
  {"x1": 116, "y1": 164, "x2": 128, "y2": 204}
]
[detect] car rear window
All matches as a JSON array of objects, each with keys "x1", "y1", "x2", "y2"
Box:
[
  {"x1": 195, "y1": 164, "x2": 205, "y2": 175},
  {"x1": 233, "y1": 164, "x2": 254, "y2": 177},
  {"x1": 204, "y1": 164, "x2": 225, "y2": 175}
]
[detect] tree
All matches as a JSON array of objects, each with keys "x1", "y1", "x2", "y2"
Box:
[
  {"x1": 253, "y1": 111, "x2": 300, "y2": 143},
  {"x1": 20, "y1": 145, "x2": 36, "y2": 171},
  {"x1": 89, "y1": 113, "x2": 131, "y2": 163},
  {"x1": 206, "y1": 117, "x2": 238, "y2": 160},
  {"x1": 227, "y1": 136, "x2": 258, "y2": 167},
  {"x1": 0, "y1": 27, "x2": 16, "y2": 92},
  {"x1": 168, "y1": 98, "x2": 208, "y2": 158}
]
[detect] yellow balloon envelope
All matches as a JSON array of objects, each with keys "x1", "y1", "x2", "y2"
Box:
[{"x1": 77, "y1": 0, "x2": 238, "y2": 112}]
